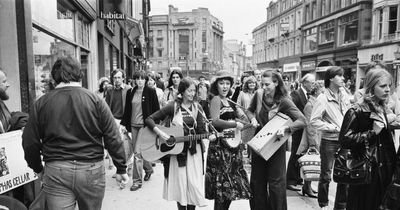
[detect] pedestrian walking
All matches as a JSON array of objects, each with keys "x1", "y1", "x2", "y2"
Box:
[
  {"x1": 147, "y1": 72, "x2": 164, "y2": 107},
  {"x1": 245, "y1": 70, "x2": 306, "y2": 210},
  {"x1": 339, "y1": 68, "x2": 397, "y2": 210},
  {"x1": 163, "y1": 69, "x2": 183, "y2": 106},
  {"x1": 197, "y1": 75, "x2": 210, "y2": 118},
  {"x1": 120, "y1": 70, "x2": 160, "y2": 191},
  {"x1": 105, "y1": 69, "x2": 131, "y2": 120},
  {"x1": 309, "y1": 66, "x2": 351, "y2": 210},
  {"x1": 296, "y1": 80, "x2": 325, "y2": 198},
  {"x1": 287, "y1": 73, "x2": 316, "y2": 192},
  {"x1": 22, "y1": 56, "x2": 129, "y2": 210},
  {"x1": 96, "y1": 77, "x2": 110, "y2": 99},
  {"x1": 237, "y1": 75, "x2": 258, "y2": 110},
  {"x1": 205, "y1": 70, "x2": 251, "y2": 210},
  {"x1": 145, "y1": 77, "x2": 214, "y2": 210}
]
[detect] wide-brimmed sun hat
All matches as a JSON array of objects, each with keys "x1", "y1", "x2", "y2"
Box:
[{"x1": 212, "y1": 70, "x2": 234, "y2": 85}]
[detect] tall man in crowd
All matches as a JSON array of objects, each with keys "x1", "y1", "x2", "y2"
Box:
[
  {"x1": 22, "y1": 57, "x2": 128, "y2": 210},
  {"x1": 310, "y1": 66, "x2": 350, "y2": 210},
  {"x1": 106, "y1": 69, "x2": 131, "y2": 120},
  {"x1": 286, "y1": 73, "x2": 316, "y2": 192}
]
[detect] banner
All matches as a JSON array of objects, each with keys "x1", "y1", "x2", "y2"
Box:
[{"x1": 0, "y1": 130, "x2": 37, "y2": 194}]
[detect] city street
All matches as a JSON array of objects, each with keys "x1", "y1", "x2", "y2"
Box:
[{"x1": 102, "y1": 151, "x2": 336, "y2": 210}]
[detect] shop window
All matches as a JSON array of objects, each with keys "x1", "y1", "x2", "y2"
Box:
[
  {"x1": 77, "y1": 15, "x2": 90, "y2": 49},
  {"x1": 32, "y1": 27, "x2": 75, "y2": 99},
  {"x1": 303, "y1": 27, "x2": 317, "y2": 53},
  {"x1": 319, "y1": 21, "x2": 335, "y2": 44},
  {"x1": 31, "y1": 0, "x2": 75, "y2": 41},
  {"x1": 378, "y1": 9, "x2": 383, "y2": 39},
  {"x1": 338, "y1": 12, "x2": 358, "y2": 45},
  {"x1": 389, "y1": 6, "x2": 398, "y2": 35}
]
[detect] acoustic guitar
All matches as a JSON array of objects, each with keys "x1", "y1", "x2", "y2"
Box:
[{"x1": 138, "y1": 125, "x2": 234, "y2": 162}]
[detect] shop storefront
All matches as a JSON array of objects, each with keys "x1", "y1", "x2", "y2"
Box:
[
  {"x1": 300, "y1": 60, "x2": 316, "y2": 77},
  {"x1": 283, "y1": 62, "x2": 300, "y2": 82},
  {"x1": 31, "y1": 0, "x2": 96, "y2": 99},
  {"x1": 358, "y1": 44, "x2": 400, "y2": 91}
]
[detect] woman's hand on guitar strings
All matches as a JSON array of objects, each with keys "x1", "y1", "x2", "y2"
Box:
[
  {"x1": 154, "y1": 127, "x2": 171, "y2": 141},
  {"x1": 208, "y1": 134, "x2": 217, "y2": 141},
  {"x1": 236, "y1": 121, "x2": 244, "y2": 130}
]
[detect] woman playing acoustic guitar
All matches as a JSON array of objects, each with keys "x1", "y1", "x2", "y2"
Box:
[
  {"x1": 205, "y1": 71, "x2": 251, "y2": 210},
  {"x1": 145, "y1": 77, "x2": 215, "y2": 210}
]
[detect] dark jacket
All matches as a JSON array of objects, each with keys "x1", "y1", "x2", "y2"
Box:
[
  {"x1": 290, "y1": 87, "x2": 308, "y2": 113},
  {"x1": 22, "y1": 86, "x2": 127, "y2": 174},
  {"x1": 120, "y1": 86, "x2": 160, "y2": 132},
  {"x1": 339, "y1": 102, "x2": 397, "y2": 210}
]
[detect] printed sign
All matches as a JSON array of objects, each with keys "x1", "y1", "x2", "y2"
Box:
[{"x1": 0, "y1": 130, "x2": 37, "y2": 194}]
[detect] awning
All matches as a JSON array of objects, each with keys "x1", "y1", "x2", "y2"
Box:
[{"x1": 125, "y1": 17, "x2": 143, "y2": 42}]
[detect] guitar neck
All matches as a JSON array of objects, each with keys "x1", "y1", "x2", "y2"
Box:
[{"x1": 175, "y1": 133, "x2": 210, "y2": 143}]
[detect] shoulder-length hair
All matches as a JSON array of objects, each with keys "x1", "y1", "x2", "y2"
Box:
[
  {"x1": 176, "y1": 77, "x2": 197, "y2": 104},
  {"x1": 363, "y1": 68, "x2": 392, "y2": 107},
  {"x1": 51, "y1": 56, "x2": 83, "y2": 85},
  {"x1": 262, "y1": 70, "x2": 288, "y2": 102},
  {"x1": 132, "y1": 70, "x2": 149, "y2": 85},
  {"x1": 242, "y1": 76, "x2": 258, "y2": 93},
  {"x1": 167, "y1": 70, "x2": 183, "y2": 88},
  {"x1": 209, "y1": 78, "x2": 233, "y2": 97}
]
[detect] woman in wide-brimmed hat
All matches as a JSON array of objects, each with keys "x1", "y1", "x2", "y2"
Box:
[{"x1": 205, "y1": 70, "x2": 251, "y2": 210}]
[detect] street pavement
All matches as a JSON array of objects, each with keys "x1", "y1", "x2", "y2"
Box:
[{"x1": 102, "y1": 149, "x2": 336, "y2": 210}]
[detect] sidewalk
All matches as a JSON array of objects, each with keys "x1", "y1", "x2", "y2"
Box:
[{"x1": 102, "y1": 151, "x2": 325, "y2": 210}]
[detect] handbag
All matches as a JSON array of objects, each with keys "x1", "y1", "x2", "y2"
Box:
[
  {"x1": 333, "y1": 140, "x2": 372, "y2": 185},
  {"x1": 298, "y1": 147, "x2": 321, "y2": 181}
]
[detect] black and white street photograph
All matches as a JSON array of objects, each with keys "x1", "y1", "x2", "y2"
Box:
[{"x1": 0, "y1": 0, "x2": 400, "y2": 209}]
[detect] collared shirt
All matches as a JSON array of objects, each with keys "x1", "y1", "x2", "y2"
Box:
[{"x1": 310, "y1": 88, "x2": 351, "y2": 141}]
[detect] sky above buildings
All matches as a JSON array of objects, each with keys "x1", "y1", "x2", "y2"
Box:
[{"x1": 150, "y1": 0, "x2": 271, "y2": 55}]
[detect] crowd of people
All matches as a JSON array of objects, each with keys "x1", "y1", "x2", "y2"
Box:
[{"x1": 0, "y1": 55, "x2": 393, "y2": 210}]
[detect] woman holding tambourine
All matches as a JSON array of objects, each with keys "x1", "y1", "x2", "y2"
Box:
[
  {"x1": 205, "y1": 71, "x2": 251, "y2": 210},
  {"x1": 245, "y1": 70, "x2": 306, "y2": 210}
]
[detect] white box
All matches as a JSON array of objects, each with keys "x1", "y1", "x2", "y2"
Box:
[{"x1": 248, "y1": 112, "x2": 293, "y2": 161}]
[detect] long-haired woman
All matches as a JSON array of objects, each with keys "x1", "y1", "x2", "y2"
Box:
[
  {"x1": 339, "y1": 68, "x2": 397, "y2": 210},
  {"x1": 205, "y1": 70, "x2": 251, "y2": 210},
  {"x1": 145, "y1": 77, "x2": 214, "y2": 210},
  {"x1": 163, "y1": 70, "x2": 183, "y2": 106},
  {"x1": 245, "y1": 70, "x2": 306, "y2": 210}
]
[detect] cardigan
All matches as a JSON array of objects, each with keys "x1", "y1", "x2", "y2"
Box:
[{"x1": 120, "y1": 86, "x2": 160, "y2": 132}]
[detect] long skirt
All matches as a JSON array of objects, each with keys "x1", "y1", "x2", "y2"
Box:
[{"x1": 163, "y1": 144, "x2": 206, "y2": 207}]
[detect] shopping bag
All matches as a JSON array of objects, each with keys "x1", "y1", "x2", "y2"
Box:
[{"x1": 298, "y1": 147, "x2": 321, "y2": 181}]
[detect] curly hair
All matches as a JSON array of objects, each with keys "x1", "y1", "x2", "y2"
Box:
[
  {"x1": 242, "y1": 76, "x2": 258, "y2": 93},
  {"x1": 51, "y1": 56, "x2": 82, "y2": 85}
]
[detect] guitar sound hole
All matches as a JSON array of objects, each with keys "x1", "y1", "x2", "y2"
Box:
[{"x1": 165, "y1": 136, "x2": 176, "y2": 147}]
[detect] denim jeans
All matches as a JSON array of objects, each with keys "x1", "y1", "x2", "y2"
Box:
[
  {"x1": 131, "y1": 126, "x2": 153, "y2": 184},
  {"x1": 43, "y1": 160, "x2": 105, "y2": 210},
  {"x1": 318, "y1": 139, "x2": 348, "y2": 209}
]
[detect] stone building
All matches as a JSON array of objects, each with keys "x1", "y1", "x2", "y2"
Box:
[{"x1": 148, "y1": 5, "x2": 224, "y2": 79}]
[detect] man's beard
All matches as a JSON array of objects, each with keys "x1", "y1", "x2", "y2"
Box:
[{"x1": 0, "y1": 89, "x2": 9, "y2": 101}]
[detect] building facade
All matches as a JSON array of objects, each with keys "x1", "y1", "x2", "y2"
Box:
[
  {"x1": 357, "y1": 0, "x2": 400, "y2": 90},
  {"x1": 301, "y1": 0, "x2": 373, "y2": 82},
  {"x1": 148, "y1": 5, "x2": 224, "y2": 79},
  {"x1": 223, "y1": 39, "x2": 247, "y2": 78},
  {"x1": 0, "y1": 0, "x2": 149, "y2": 113},
  {"x1": 253, "y1": 0, "x2": 304, "y2": 82},
  {"x1": 252, "y1": 21, "x2": 268, "y2": 69}
]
